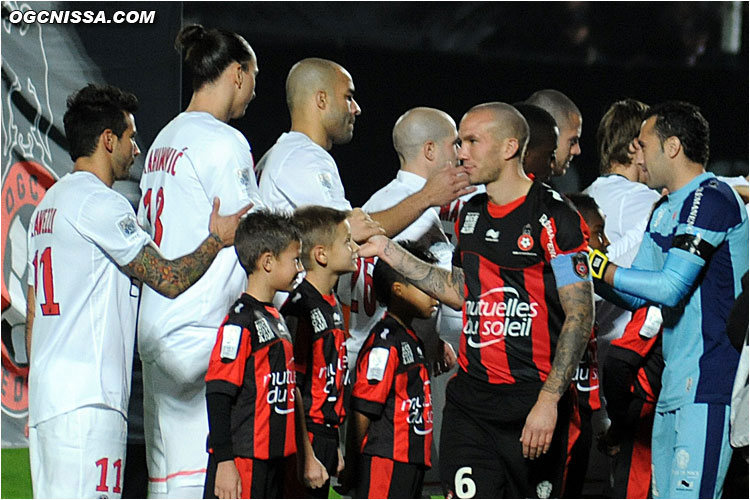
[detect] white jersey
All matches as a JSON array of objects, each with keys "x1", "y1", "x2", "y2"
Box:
[
  {"x1": 339, "y1": 170, "x2": 459, "y2": 360},
  {"x1": 137, "y1": 111, "x2": 264, "y2": 361},
  {"x1": 26, "y1": 172, "x2": 151, "y2": 426},
  {"x1": 584, "y1": 175, "x2": 661, "y2": 267},
  {"x1": 257, "y1": 131, "x2": 352, "y2": 212}
]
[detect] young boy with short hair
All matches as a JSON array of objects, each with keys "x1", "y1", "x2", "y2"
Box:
[
  {"x1": 203, "y1": 210, "x2": 304, "y2": 499},
  {"x1": 281, "y1": 205, "x2": 358, "y2": 497},
  {"x1": 341, "y1": 242, "x2": 440, "y2": 499}
]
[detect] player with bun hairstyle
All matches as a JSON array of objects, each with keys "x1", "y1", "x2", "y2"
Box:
[{"x1": 137, "y1": 24, "x2": 264, "y2": 498}]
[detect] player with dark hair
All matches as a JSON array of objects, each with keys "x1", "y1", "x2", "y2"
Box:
[
  {"x1": 590, "y1": 101, "x2": 748, "y2": 498},
  {"x1": 359, "y1": 102, "x2": 595, "y2": 498},
  {"x1": 340, "y1": 242, "x2": 438, "y2": 498},
  {"x1": 203, "y1": 210, "x2": 302, "y2": 499},
  {"x1": 25, "y1": 84, "x2": 248, "y2": 499},
  {"x1": 281, "y1": 205, "x2": 357, "y2": 497},
  {"x1": 562, "y1": 193, "x2": 606, "y2": 498},
  {"x1": 513, "y1": 103, "x2": 559, "y2": 183},
  {"x1": 137, "y1": 24, "x2": 265, "y2": 498}
]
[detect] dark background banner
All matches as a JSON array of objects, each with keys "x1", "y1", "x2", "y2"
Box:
[{"x1": 2, "y1": 1, "x2": 747, "y2": 447}]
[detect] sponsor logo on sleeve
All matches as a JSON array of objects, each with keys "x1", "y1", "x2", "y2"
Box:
[
  {"x1": 366, "y1": 347, "x2": 390, "y2": 381},
  {"x1": 310, "y1": 307, "x2": 327, "y2": 333},
  {"x1": 117, "y1": 214, "x2": 139, "y2": 239},
  {"x1": 460, "y1": 212, "x2": 479, "y2": 234}
]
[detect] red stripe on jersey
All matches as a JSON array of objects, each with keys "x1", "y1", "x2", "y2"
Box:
[
  {"x1": 392, "y1": 371, "x2": 409, "y2": 461},
  {"x1": 310, "y1": 334, "x2": 328, "y2": 419},
  {"x1": 611, "y1": 308, "x2": 659, "y2": 357},
  {"x1": 477, "y1": 257, "x2": 513, "y2": 384},
  {"x1": 525, "y1": 262, "x2": 551, "y2": 381},
  {"x1": 254, "y1": 353, "x2": 271, "y2": 456},
  {"x1": 205, "y1": 325, "x2": 253, "y2": 387}
]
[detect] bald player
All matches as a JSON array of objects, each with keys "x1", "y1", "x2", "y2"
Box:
[
  {"x1": 257, "y1": 57, "x2": 472, "y2": 241},
  {"x1": 513, "y1": 103, "x2": 559, "y2": 183},
  {"x1": 358, "y1": 102, "x2": 594, "y2": 498},
  {"x1": 338, "y1": 107, "x2": 461, "y2": 492},
  {"x1": 526, "y1": 89, "x2": 582, "y2": 178}
]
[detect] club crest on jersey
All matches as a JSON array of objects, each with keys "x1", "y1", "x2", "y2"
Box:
[
  {"x1": 401, "y1": 342, "x2": 415, "y2": 364},
  {"x1": 117, "y1": 215, "x2": 138, "y2": 238},
  {"x1": 485, "y1": 228, "x2": 500, "y2": 242},
  {"x1": 461, "y1": 212, "x2": 479, "y2": 234},
  {"x1": 572, "y1": 252, "x2": 589, "y2": 278},
  {"x1": 517, "y1": 224, "x2": 534, "y2": 251},
  {"x1": 236, "y1": 167, "x2": 252, "y2": 187},
  {"x1": 310, "y1": 308, "x2": 327, "y2": 333}
]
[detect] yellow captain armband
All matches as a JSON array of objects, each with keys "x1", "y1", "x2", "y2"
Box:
[{"x1": 588, "y1": 248, "x2": 610, "y2": 280}]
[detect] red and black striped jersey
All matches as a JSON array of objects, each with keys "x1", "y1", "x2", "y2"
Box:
[
  {"x1": 452, "y1": 183, "x2": 589, "y2": 385},
  {"x1": 572, "y1": 329, "x2": 601, "y2": 411},
  {"x1": 352, "y1": 315, "x2": 433, "y2": 466},
  {"x1": 205, "y1": 293, "x2": 296, "y2": 460},
  {"x1": 281, "y1": 278, "x2": 349, "y2": 428},
  {"x1": 610, "y1": 307, "x2": 663, "y2": 404}
]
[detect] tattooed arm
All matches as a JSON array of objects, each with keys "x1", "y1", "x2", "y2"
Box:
[
  {"x1": 520, "y1": 279, "x2": 594, "y2": 460},
  {"x1": 123, "y1": 198, "x2": 252, "y2": 299},
  {"x1": 358, "y1": 235, "x2": 465, "y2": 310}
]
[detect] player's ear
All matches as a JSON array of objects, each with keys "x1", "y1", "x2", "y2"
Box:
[
  {"x1": 261, "y1": 251, "x2": 274, "y2": 273},
  {"x1": 101, "y1": 129, "x2": 116, "y2": 153},
  {"x1": 423, "y1": 141, "x2": 436, "y2": 161},
  {"x1": 313, "y1": 245, "x2": 328, "y2": 266},
  {"x1": 665, "y1": 136, "x2": 681, "y2": 159},
  {"x1": 392, "y1": 281, "x2": 405, "y2": 299},
  {"x1": 316, "y1": 90, "x2": 327, "y2": 110},
  {"x1": 503, "y1": 138, "x2": 520, "y2": 160}
]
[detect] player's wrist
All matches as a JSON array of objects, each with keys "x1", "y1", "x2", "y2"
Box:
[
  {"x1": 209, "y1": 232, "x2": 224, "y2": 247},
  {"x1": 588, "y1": 248, "x2": 610, "y2": 280}
]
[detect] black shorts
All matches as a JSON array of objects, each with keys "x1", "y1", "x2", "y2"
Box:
[
  {"x1": 204, "y1": 454, "x2": 285, "y2": 499},
  {"x1": 282, "y1": 426, "x2": 339, "y2": 499},
  {"x1": 356, "y1": 455, "x2": 425, "y2": 499},
  {"x1": 439, "y1": 371, "x2": 574, "y2": 498}
]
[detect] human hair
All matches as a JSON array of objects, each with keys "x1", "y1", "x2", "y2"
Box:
[
  {"x1": 293, "y1": 205, "x2": 350, "y2": 269},
  {"x1": 63, "y1": 84, "x2": 138, "y2": 161},
  {"x1": 565, "y1": 193, "x2": 600, "y2": 221},
  {"x1": 234, "y1": 209, "x2": 301, "y2": 275},
  {"x1": 596, "y1": 99, "x2": 650, "y2": 174},
  {"x1": 285, "y1": 58, "x2": 342, "y2": 113},
  {"x1": 392, "y1": 107, "x2": 456, "y2": 164},
  {"x1": 175, "y1": 24, "x2": 255, "y2": 91},
  {"x1": 512, "y1": 103, "x2": 558, "y2": 151},
  {"x1": 526, "y1": 89, "x2": 581, "y2": 130},
  {"x1": 373, "y1": 241, "x2": 437, "y2": 307},
  {"x1": 467, "y1": 102, "x2": 529, "y2": 160},
  {"x1": 644, "y1": 101, "x2": 710, "y2": 166}
]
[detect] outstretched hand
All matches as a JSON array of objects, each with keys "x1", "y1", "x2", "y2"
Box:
[
  {"x1": 208, "y1": 198, "x2": 254, "y2": 247},
  {"x1": 421, "y1": 162, "x2": 476, "y2": 207}
]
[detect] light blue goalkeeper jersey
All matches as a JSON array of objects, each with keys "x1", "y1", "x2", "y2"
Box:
[{"x1": 630, "y1": 172, "x2": 748, "y2": 412}]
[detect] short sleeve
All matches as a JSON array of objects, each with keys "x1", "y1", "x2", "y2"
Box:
[
  {"x1": 275, "y1": 149, "x2": 352, "y2": 211},
  {"x1": 196, "y1": 134, "x2": 264, "y2": 213},
  {"x1": 75, "y1": 190, "x2": 151, "y2": 266},
  {"x1": 540, "y1": 201, "x2": 589, "y2": 262}
]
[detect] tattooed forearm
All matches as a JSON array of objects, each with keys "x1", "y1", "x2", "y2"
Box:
[
  {"x1": 540, "y1": 280, "x2": 594, "y2": 398},
  {"x1": 124, "y1": 233, "x2": 223, "y2": 298},
  {"x1": 381, "y1": 239, "x2": 464, "y2": 309}
]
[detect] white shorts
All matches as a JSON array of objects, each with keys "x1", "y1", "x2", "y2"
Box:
[
  {"x1": 29, "y1": 406, "x2": 127, "y2": 499},
  {"x1": 141, "y1": 329, "x2": 216, "y2": 497}
]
